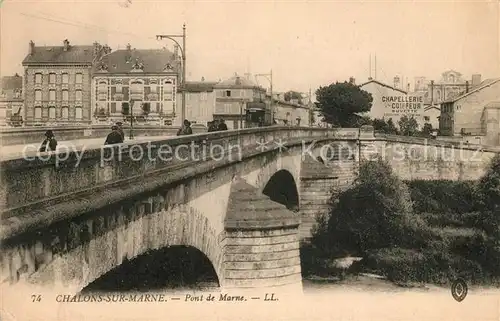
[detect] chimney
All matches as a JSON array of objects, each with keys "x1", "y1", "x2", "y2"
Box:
[
  {"x1": 63, "y1": 39, "x2": 70, "y2": 51},
  {"x1": 368, "y1": 77, "x2": 373, "y2": 81},
  {"x1": 29, "y1": 40, "x2": 35, "y2": 55},
  {"x1": 201, "y1": 76, "x2": 205, "y2": 81},
  {"x1": 471, "y1": 74, "x2": 481, "y2": 87},
  {"x1": 125, "y1": 43, "x2": 132, "y2": 62},
  {"x1": 466, "y1": 81, "x2": 469, "y2": 93},
  {"x1": 349, "y1": 77, "x2": 355, "y2": 85},
  {"x1": 394, "y1": 76, "x2": 400, "y2": 89}
]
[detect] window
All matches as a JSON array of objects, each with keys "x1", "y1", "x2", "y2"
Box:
[
  {"x1": 48, "y1": 107, "x2": 56, "y2": 119},
  {"x1": 201, "y1": 92, "x2": 208, "y2": 101},
  {"x1": 424, "y1": 116, "x2": 430, "y2": 122},
  {"x1": 224, "y1": 103, "x2": 231, "y2": 113},
  {"x1": 75, "y1": 90, "x2": 82, "y2": 101},
  {"x1": 98, "y1": 81, "x2": 107, "y2": 93},
  {"x1": 225, "y1": 90, "x2": 231, "y2": 97},
  {"x1": 49, "y1": 90, "x2": 56, "y2": 101},
  {"x1": 35, "y1": 73, "x2": 42, "y2": 84},
  {"x1": 75, "y1": 107, "x2": 83, "y2": 120},
  {"x1": 62, "y1": 73, "x2": 69, "y2": 84},
  {"x1": 35, "y1": 90, "x2": 42, "y2": 101},
  {"x1": 75, "y1": 73, "x2": 83, "y2": 84},
  {"x1": 49, "y1": 73, "x2": 56, "y2": 84},
  {"x1": 62, "y1": 90, "x2": 69, "y2": 101},
  {"x1": 34, "y1": 107, "x2": 42, "y2": 119},
  {"x1": 61, "y1": 107, "x2": 69, "y2": 119},
  {"x1": 130, "y1": 81, "x2": 143, "y2": 94},
  {"x1": 163, "y1": 80, "x2": 173, "y2": 101}
]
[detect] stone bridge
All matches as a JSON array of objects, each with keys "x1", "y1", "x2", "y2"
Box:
[{"x1": 1, "y1": 126, "x2": 498, "y2": 294}]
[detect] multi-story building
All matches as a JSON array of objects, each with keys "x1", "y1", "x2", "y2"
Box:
[
  {"x1": 358, "y1": 78, "x2": 424, "y2": 126},
  {"x1": 214, "y1": 74, "x2": 269, "y2": 129},
  {"x1": 0, "y1": 74, "x2": 23, "y2": 127},
  {"x1": 413, "y1": 70, "x2": 483, "y2": 105},
  {"x1": 92, "y1": 44, "x2": 181, "y2": 126},
  {"x1": 22, "y1": 39, "x2": 105, "y2": 126},
  {"x1": 176, "y1": 79, "x2": 218, "y2": 126},
  {"x1": 268, "y1": 93, "x2": 310, "y2": 126},
  {"x1": 439, "y1": 78, "x2": 500, "y2": 142}
]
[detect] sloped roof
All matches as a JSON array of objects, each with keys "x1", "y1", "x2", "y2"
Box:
[
  {"x1": 358, "y1": 79, "x2": 407, "y2": 94},
  {"x1": 184, "y1": 81, "x2": 218, "y2": 92},
  {"x1": 97, "y1": 48, "x2": 178, "y2": 74},
  {"x1": 215, "y1": 75, "x2": 262, "y2": 89},
  {"x1": 22, "y1": 45, "x2": 95, "y2": 65},
  {"x1": 484, "y1": 101, "x2": 500, "y2": 109},
  {"x1": 0, "y1": 75, "x2": 23, "y2": 101},
  {"x1": 442, "y1": 78, "x2": 500, "y2": 103},
  {"x1": 0, "y1": 75, "x2": 22, "y2": 90}
]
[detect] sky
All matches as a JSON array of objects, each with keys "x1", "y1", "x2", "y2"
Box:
[{"x1": 1, "y1": 0, "x2": 499, "y2": 95}]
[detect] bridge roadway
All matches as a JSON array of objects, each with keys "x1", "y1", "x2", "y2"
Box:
[{"x1": 0, "y1": 135, "x2": 171, "y2": 160}]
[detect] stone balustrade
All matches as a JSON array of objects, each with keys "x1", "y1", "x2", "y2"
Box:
[{"x1": 1, "y1": 126, "x2": 351, "y2": 240}]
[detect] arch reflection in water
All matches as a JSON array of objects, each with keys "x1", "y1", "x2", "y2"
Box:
[{"x1": 82, "y1": 245, "x2": 219, "y2": 293}]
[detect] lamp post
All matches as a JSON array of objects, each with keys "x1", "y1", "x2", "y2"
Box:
[
  {"x1": 156, "y1": 24, "x2": 187, "y2": 124},
  {"x1": 129, "y1": 100, "x2": 135, "y2": 139},
  {"x1": 255, "y1": 69, "x2": 273, "y2": 125}
]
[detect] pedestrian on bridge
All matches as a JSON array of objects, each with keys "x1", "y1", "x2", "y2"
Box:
[
  {"x1": 39, "y1": 130, "x2": 58, "y2": 152},
  {"x1": 177, "y1": 119, "x2": 193, "y2": 136},
  {"x1": 115, "y1": 122, "x2": 125, "y2": 141},
  {"x1": 104, "y1": 125, "x2": 124, "y2": 145}
]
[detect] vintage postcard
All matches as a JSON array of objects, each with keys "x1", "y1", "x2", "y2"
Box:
[{"x1": 1, "y1": 0, "x2": 499, "y2": 320}]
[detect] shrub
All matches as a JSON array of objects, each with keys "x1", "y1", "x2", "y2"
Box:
[
  {"x1": 311, "y1": 158, "x2": 424, "y2": 256},
  {"x1": 406, "y1": 180, "x2": 480, "y2": 214}
]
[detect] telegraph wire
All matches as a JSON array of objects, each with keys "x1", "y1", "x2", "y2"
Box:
[{"x1": 13, "y1": 9, "x2": 157, "y2": 42}]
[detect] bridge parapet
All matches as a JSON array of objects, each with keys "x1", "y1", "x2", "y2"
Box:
[{"x1": 0, "y1": 126, "x2": 351, "y2": 239}]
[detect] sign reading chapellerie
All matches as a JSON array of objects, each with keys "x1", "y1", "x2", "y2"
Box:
[{"x1": 382, "y1": 95, "x2": 424, "y2": 117}]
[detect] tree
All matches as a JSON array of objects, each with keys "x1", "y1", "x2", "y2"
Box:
[
  {"x1": 372, "y1": 118, "x2": 398, "y2": 135},
  {"x1": 398, "y1": 115, "x2": 419, "y2": 136},
  {"x1": 284, "y1": 91, "x2": 303, "y2": 104},
  {"x1": 420, "y1": 123, "x2": 433, "y2": 137},
  {"x1": 315, "y1": 81, "x2": 373, "y2": 127},
  {"x1": 311, "y1": 158, "x2": 424, "y2": 256}
]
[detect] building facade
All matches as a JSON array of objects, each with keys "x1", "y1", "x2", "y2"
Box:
[
  {"x1": 359, "y1": 79, "x2": 424, "y2": 126},
  {"x1": 0, "y1": 74, "x2": 23, "y2": 127},
  {"x1": 214, "y1": 74, "x2": 269, "y2": 129},
  {"x1": 268, "y1": 93, "x2": 310, "y2": 126},
  {"x1": 413, "y1": 70, "x2": 482, "y2": 105},
  {"x1": 176, "y1": 80, "x2": 218, "y2": 126},
  {"x1": 439, "y1": 78, "x2": 500, "y2": 138},
  {"x1": 92, "y1": 44, "x2": 181, "y2": 126},
  {"x1": 22, "y1": 40, "x2": 104, "y2": 126}
]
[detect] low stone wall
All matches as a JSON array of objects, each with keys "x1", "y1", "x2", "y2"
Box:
[
  {"x1": 0, "y1": 125, "x2": 207, "y2": 146},
  {"x1": 374, "y1": 134, "x2": 500, "y2": 180}
]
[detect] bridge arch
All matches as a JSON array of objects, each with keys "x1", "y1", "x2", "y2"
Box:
[
  {"x1": 262, "y1": 169, "x2": 300, "y2": 211},
  {"x1": 82, "y1": 245, "x2": 220, "y2": 292},
  {"x1": 23, "y1": 204, "x2": 223, "y2": 293}
]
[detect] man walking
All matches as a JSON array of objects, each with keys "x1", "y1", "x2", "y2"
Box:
[
  {"x1": 39, "y1": 130, "x2": 58, "y2": 152},
  {"x1": 105, "y1": 125, "x2": 124, "y2": 145}
]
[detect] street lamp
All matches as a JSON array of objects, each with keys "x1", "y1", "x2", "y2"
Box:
[
  {"x1": 156, "y1": 24, "x2": 187, "y2": 125},
  {"x1": 255, "y1": 70, "x2": 273, "y2": 125}
]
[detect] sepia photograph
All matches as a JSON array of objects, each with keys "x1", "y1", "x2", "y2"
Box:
[{"x1": 0, "y1": 0, "x2": 499, "y2": 320}]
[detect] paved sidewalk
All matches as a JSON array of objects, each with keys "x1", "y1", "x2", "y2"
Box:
[{"x1": 1, "y1": 135, "x2": 171, "y2": 160}]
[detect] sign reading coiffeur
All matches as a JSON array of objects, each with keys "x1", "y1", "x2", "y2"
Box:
[{"x1": 382, "y1": 95, "x2": 424, "y2": 117}]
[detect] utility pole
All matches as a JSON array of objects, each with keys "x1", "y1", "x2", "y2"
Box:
[
  {"x1": 255, "y1": 70, "x2": 274, "y2": 125},
  {"x1": 156, "y1": 24, "x2": 186, "y2": 125},
  {"x1": 270, "y1": 69, "x2": 273, "y2": 124}
]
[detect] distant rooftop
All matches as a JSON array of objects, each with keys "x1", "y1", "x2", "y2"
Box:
[{"x1": 22, "y1": 40, "x2": 96, "y2": 65}]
